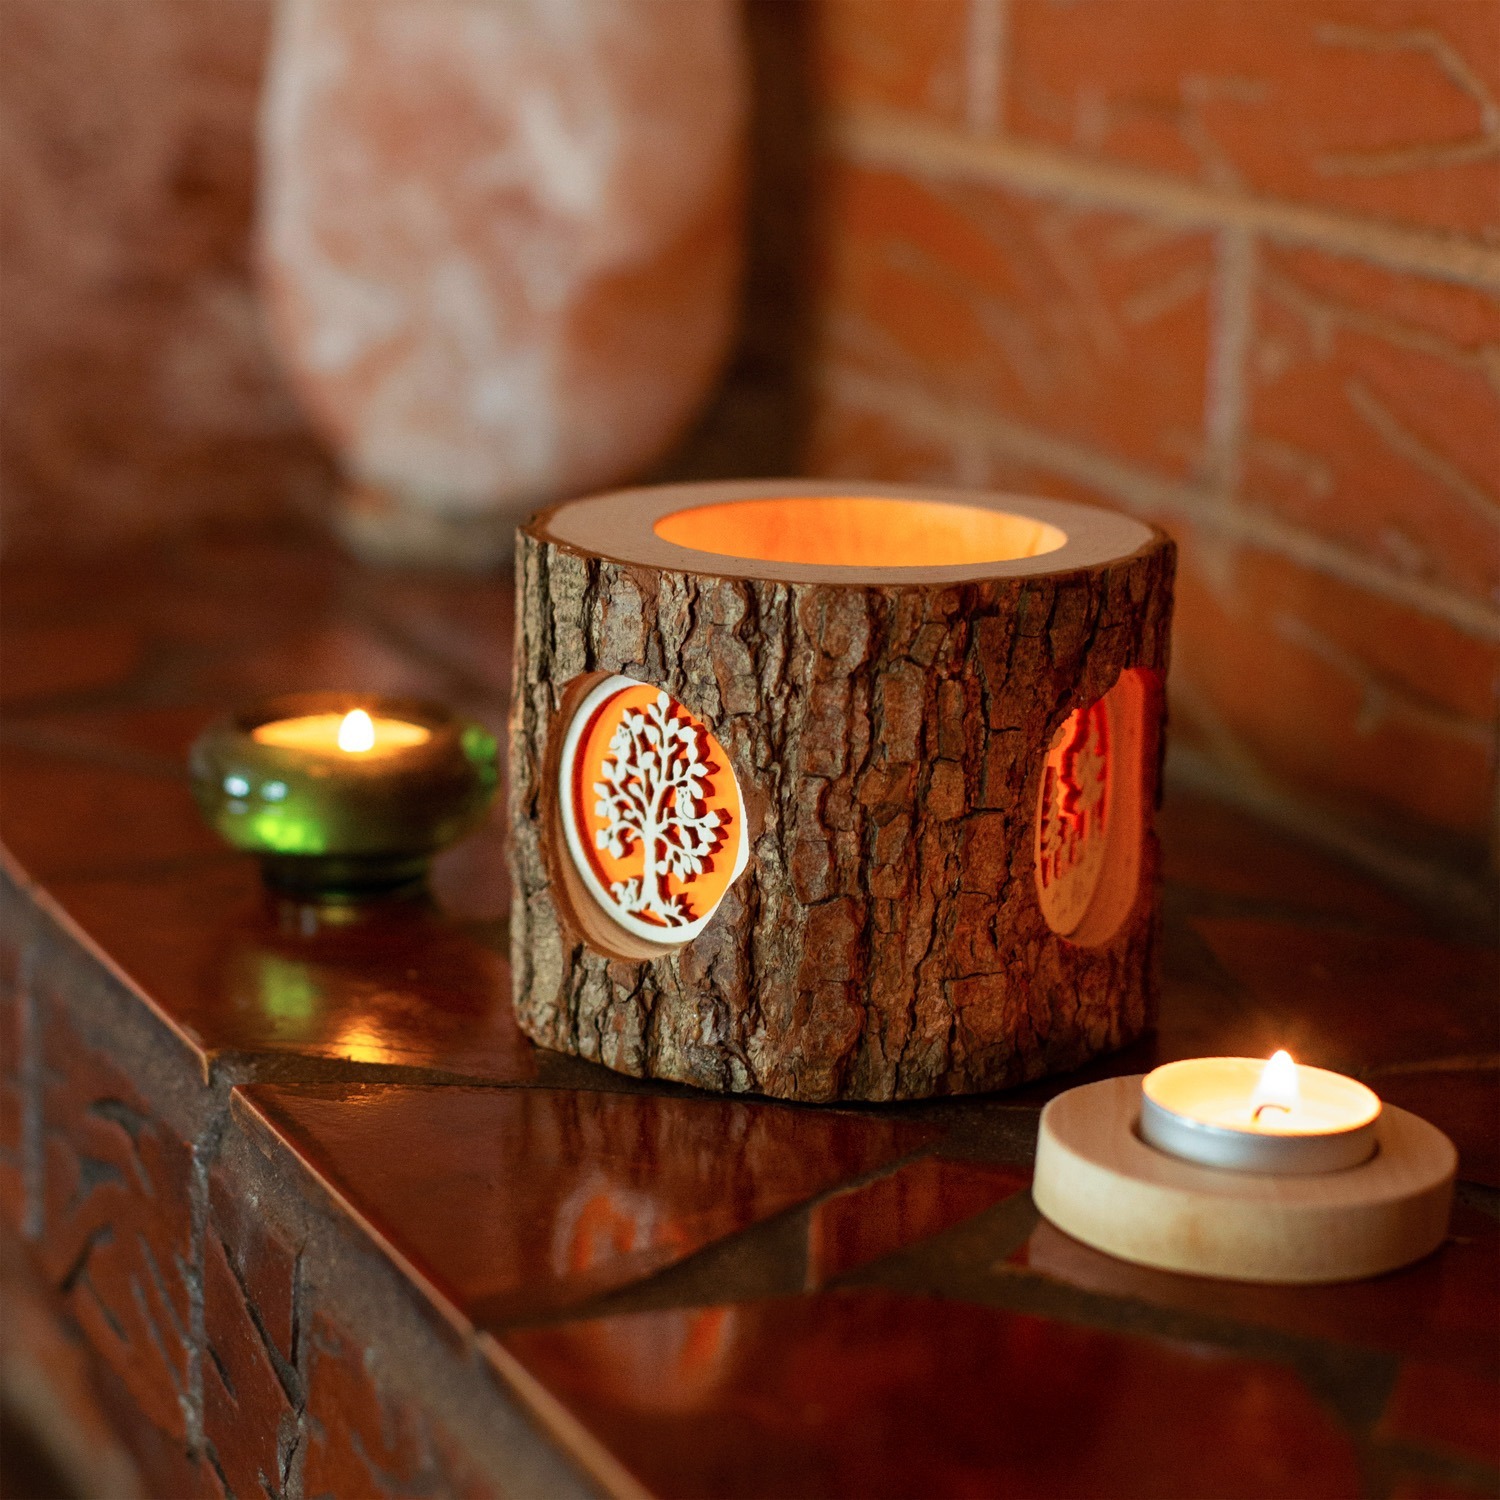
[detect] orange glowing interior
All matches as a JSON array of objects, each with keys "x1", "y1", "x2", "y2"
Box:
[{"x1": 653, "y1": 496, "x2": 1067, "y2": 568}]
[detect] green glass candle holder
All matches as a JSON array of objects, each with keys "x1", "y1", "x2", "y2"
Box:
[{"x1": 190, "y1": 692, "x2": 499, "y2": 897}]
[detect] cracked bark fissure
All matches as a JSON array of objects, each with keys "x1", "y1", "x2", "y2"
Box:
[{"x1": 510, "y1": 521, "x2": 1176, "y2": 1103}]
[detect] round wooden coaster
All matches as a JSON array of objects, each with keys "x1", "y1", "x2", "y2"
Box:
[{"x1": 1033, "y1": 1075, "x2": 1456, "y2": 1284}]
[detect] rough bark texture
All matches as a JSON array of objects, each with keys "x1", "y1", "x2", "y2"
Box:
[{"x1": 510, "y1": 524, "x2": 1176, "y2": 1103}]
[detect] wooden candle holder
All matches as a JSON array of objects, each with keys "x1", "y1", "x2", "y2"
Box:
[
  {"x1": 1034, "y1": 1076, "x2": 1456, "y2": 1282},
  {"x1": 509, "y1": 481, "x2": 1175, "y2": 1102}
]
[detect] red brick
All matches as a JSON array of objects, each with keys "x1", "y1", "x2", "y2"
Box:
[
  {"x1": 803, "y1": 382, "x2": 1496, "y2": 845},
  {"x1": 304, "y1": 1309, "x2": 497, "y2": 1500},
  {"x1": 1389, "y1": 1477, "x2": 1500, "y2": 1500},
  {"x1": 806, "y1": 398, "x2": 966, "y2": 485},
  {"x1": 812, "y1": 0, "x2": 969, "y2": 123},
  {"x1": 1378, "y1": 1360, "x2": 1500, "y2": 1469},
  {"x1": 0, "y1": 926, "x2": 23, "y2": 1230},
  {"x1": 1250, "y1": 248, "x2": 1500, "y2": 613},
  {"x1": 1005, "y1": 0, "x2": 1500, "y2": 239},
  {"x1": 814, "y1": 162, "x2": 1214, "y2": 477},
  {"x1": 203, "y1": 1223, "x2": 296, "y2": 1500},
  {"x1": 1170, "y1": 528, "x2": 1497, "y2": 838},
  {"x1": 808, "y1": 384, "x2": 1139, "y2": 510},
  {"x1": 37, "y1": 1004, "x2": 195, "y2": 1443}
]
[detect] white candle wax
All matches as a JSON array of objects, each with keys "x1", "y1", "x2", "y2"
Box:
[{"x1": 1140, "y1": 1053, "x2": 1381, "y2": 1174}]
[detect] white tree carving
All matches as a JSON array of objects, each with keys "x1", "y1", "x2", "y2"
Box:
[{"x1": 592, "y1": 691, "x2": 727, "y2": 926}]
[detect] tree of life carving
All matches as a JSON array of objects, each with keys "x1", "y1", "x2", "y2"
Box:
[{"x1": 592, "y1": 691, "x2": 728, "y2": 927}]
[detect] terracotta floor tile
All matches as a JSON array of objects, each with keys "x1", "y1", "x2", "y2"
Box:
[
  {"x1": 1372, "y1": 1068, "x2": 1500, "y2": 1188},
  {"x1": 1012, "y1": 1197, "x2": 1500, "y2": 1379},
  {"x1": 1387, "y1": 1474, "x2": 1500, "y2": 1500},
  {"x1": 202, "y1": 1220, "x2": 297, "y2": 1500},
  {"x1": 0, "y1": 744, "x2": 225, "y2": 879},
  {"x1": 1157, "y1": 791, "x2": 1423, "y2": 928},
  {"x1": 0, "y1": 703, "x2": 231, "y2": 778},
  {"x1": 806, "y1": 1156, "x2": 1030, "y2": 1288},
  {"x1": 0, "y1": 621, "x2": 146, "y2": 706},
  {"x1": 43, "y1": 859, "x2": 533, "y2": 1083},
  {"x1": 1193, "y1": 918, "x2": 1497, "y2": 1075},
  {"x1": 236, "y1": 1085, "x2": 939, "y2": 1328},
  {"x1": 499, "y1": 1291, "x2": 1365, "y2": 1499},
  {"x1": 1377, "y1": 1359, "x2": 1500, "y2": 1471}
]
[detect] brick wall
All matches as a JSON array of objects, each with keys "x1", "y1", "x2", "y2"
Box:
[
  {"x1": 3, "y1": 0, "x2": 1494, "y2": 915},
  {"x1": 799, "y1": 0, "x2": 1499, "y2": 916}
]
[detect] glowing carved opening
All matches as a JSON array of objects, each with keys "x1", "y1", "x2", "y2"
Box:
[
  {"x1": 653, "y1": 496, "x2": 1067, "y2": 569},
  {"x1": 1033, "y1": 669, "x2": 1152, "y2": 947}
]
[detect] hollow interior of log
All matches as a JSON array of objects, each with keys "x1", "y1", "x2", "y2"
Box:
[{"x1": 652, "y1": 495, "x2": 1068, "y2": 568}]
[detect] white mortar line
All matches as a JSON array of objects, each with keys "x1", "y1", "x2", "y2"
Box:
[
  {"x1": 824, "y1": 365, "x2": 1500, "y2": 644},
  {"x1": 833, "y1": 106, "x2": 1500, "y2": 289},
  {"x1": 1202, "y1": 226, "x2": 1257, "y2": 495},
  {"x1": 964, "y1": 0, "x2": 1007, "y2": 136}
]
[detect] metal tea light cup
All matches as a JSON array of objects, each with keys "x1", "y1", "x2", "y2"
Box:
[{"x1": 190, "y1": 692, "x2": 499, "y2": 896}]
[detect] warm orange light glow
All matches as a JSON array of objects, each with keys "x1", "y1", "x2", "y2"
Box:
[
  {"x1": 1251, "y1": 1049, "x2": 1301, "y2": 1121},
  {"x1": 337, "y1": 708, "x2": 375, "y2": 752},
  {"x1": 653, "y1": 495, "x2": 1067, "y2": 569},
  {"x1": 253, "y1": 710, "x2": 430, "y2": 757},
  {"x1": 333, "y1": 1018, "x2": 398, "y2": 1066}
]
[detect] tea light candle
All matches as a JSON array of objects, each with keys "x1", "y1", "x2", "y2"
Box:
[
  {"x1": 1140, "y1": 1052, "x2": 1381, "y2": 1174},
  {"x1": 190, "y1": 693, "x2": 498, "y2": 896},
  {"x1": 253, "y1": 708, "x2": 430, "y2": 757}
]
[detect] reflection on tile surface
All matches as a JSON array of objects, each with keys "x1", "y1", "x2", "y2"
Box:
[
  {"x1": 45, "y1": 861, "x2": 532, "y2": 1082},
  {"x1": 237, "y1": 1084, "x2": 938, "y2": 1326},
  {"x1": 1013, "y1": 1201, "x2": 1500, "y2": 1379},
  {"x1": 1376, "y1": 1359, "x2": 1500, "y2": 1472},
  {"x1": 806, "y1": 1156, "x2": 1029, "y2": 1288},
  {"x1": 501, "y1": 1291, "x2": 1365, "y2": 1499}
]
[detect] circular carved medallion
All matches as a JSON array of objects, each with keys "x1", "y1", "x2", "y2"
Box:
[
  {"x1": 1033, "y1": 670, "x2": 1147, "y2": 945},
  {"x1": 558, "y1": 676, "x2": 748, "y2": 946}
]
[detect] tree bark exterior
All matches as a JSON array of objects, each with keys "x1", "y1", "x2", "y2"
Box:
[{"x1": 510, "y1": 501, "x2": 1175, "y2": 1103}]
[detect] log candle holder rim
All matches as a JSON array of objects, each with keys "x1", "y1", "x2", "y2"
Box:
[
  {"x1": 534, "y1": 478, "x2": 1161, "y2": 586},
  {"x1": 511, "y1": 478, "x2": 1176, "y2": 1102}
]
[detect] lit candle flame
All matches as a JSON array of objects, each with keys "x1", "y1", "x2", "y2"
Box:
[
  {"x1": 336, "y1": 708, "x2": 376, "y2": 753},
  {"x1": 1250, "y1": 1049, "x2": 1300, "y2": 1123}
]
